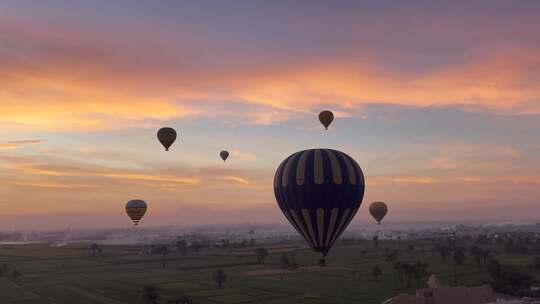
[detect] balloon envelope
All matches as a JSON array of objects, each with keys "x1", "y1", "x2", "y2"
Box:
[
  {"x1": 369, "y1": 201, "x2": 388, "y2": 224},
  {"x1": 220, "y1": 150, "x2": 229, "y2": 162},
  {"x1": 126, "y1": 199, "x2": 147, "y2": 226},
  {"x1": 274, "y1": 149, "x2": 365, "y2": 257},
  {"x1": 157, "y1": 127, "x2": 177, "y2": 151},
  {"x1": 318, "y1": 110, "x2": 334, "y2": 130}
]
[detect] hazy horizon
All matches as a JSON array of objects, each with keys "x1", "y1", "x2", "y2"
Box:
[{"x1": 1, "y1": 0, "x2": 540, "y2": 230}]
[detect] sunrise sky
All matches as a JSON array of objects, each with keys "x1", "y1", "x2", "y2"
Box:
[{"x1": 1, "y1": 1, "x2": 539, "y2": 230}]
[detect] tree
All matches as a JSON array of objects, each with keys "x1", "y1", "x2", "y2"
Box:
[
  {"x1": 470, "y1": 246, "x2": 490, "y2": 267},
  {"x1": 280, "y1": 254, "x2": 290, "y2": 270},
  {"x1": 393, "y1": 261, "x2": 404, "y2": 283},
  {"x1": 90, "y1": 243, "x2": 101, "y2": 256},
  {"x1": 385, "y1": 253, "x2": 397, "y2": 267},
  {"x1": 213, "y1": 268, "x2": 227, "y2": 288},
  {"x1": 176, "y1": 240, "x2": 188, "y2": 256},
  {"x1": 470, "y1": 246, "x2": 483, "y2": 267},
  {"x1": 534, "y1": 256, "x2": 540, "y2": 270},
  {"x1": 413, "y1": 262, "x2": 429, "y2": 288},
  {"x1": 248, "y1": 238, "x2": 256, "y2": 247},
  {"x1": 453, "y1": 248, "x2": 466, "y2": 285},
  {"x1": 0, "y1": 264, "x2": 9, "y2": 277},
  {"x1": 372, "y1": 236, "x2": 380, "y2": 250},
  {"x1": 401, "y1": 263, "x2": 415, "y2": 288},
  {"x1": 371, "y1": 266, "x2": 382, "y2": 281},
  {"x1": 434, "y1": 245, "x2": 450, "y2": 264},
  {"x1": 190, "y1": 241, "x2": 201, "y2": 254},
  {"x1": 488, "y1": 259, "x2": 536, "y2": 296},
  {"x1": 11, "y1": 270, "x2": 21, "y2": 281},
  {"x1": 141, "y1": 285, "x2": 160, "y2": 304},
  {"x1": 408, "y1": 244, "x2": 415, "y2": 255},
  {"x1": 154, "y1": 246, "x2": 171, "y2": 268},
  {"x1": 255, "y1": 248, "x2": 269, "y2": 264},
  {"x1": 290, "y1": 252, "x2": 298, "y2": 269}
]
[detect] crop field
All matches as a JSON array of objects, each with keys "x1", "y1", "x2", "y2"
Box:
[{"x1": 0, "y1": 239, "x2": 538, "y2": 304}]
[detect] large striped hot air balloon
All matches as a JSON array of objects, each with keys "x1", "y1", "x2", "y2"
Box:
[
  {"x1": 125, "y1": 199, "x2": 147, "y2": 226},
  {"x1": 274, "y1": 149, "x2": 365, "y2": 263}
]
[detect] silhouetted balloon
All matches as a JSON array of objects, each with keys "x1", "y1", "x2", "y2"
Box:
[
  {"x1": 318, "y1": 110, "x2": 334, "y2": 130},
  {"x1": 369, "y1": 201, "x2": 388, "y2": 225},
  {"x1": 274, "y1": 149, "x2": 365, "y2": 261},
  {"x1": 157, "y1": 127, "x2": 177, "y2": 151},
  {"x1": 220, "y1": 150, "x2": 229, "y2": 162},
  {"x1": 126, "y1": 199, "x2": 147, "y2": 226}
]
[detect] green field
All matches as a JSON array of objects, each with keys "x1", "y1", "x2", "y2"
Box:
[{"x1": 0, "y1": 239, "x2": 538, "y2": 304}]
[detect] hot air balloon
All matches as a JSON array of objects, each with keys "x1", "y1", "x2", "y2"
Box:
[
  {"x1": 126, "y1": 199, "x2": 147, "y2": 226},
  {"x1": 318, "y1": 110, "x2": 334, "y2": 130},
  {"x1": 274, "y1": 149, "x2": 365, "y2": 264},
  {"x1": 157, "y1": 127, "x2": 177, "y2": 151},
  {"x1": 220, "y1": 150, "x2": 229, "y2": 162},
  {"x1": 369, "y1": 201, "x2": 388, "y2": 225}
]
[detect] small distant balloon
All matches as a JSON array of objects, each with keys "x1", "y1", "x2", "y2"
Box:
[
  {"x1": 318, "y1": 110, "x2": 334, "y2": 130},
  {"x1": 220, "y1": 150, "x2": 229, "y2": 162},
  {"x1": 157, "y1": 127, "x2": 177, "y2": 151},
  {"x1": 126, "y1": 199, "x2": 147, "y2": 226},
  {"x1": 369, "y1": 201, "x2": 388, "y2": 225}
]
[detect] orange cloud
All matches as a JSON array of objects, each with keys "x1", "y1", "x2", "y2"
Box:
[
  {"x1": 0, "y1": 140, "x2": 44, "y2": 149},
  {"x1": 1, "y1": 19, "x2": 539, "y2": 132}
]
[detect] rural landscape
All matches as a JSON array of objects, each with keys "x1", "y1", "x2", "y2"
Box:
[{"x1": 2, "y1": 223, "x2": 540, "y2": 303}]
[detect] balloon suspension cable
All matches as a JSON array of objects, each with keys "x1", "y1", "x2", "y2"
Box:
[{"x1": 319, "y1": 253, "x2": 327, "y2": 267}]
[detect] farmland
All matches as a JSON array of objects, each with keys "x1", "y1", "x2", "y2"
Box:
[{"x1": 0, "y1": 239, "x2": 538, "y2": 304}]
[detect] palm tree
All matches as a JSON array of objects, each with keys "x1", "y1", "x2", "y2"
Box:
[
  {"x1": 372, "y1": 236, "x2": 380, "y2": 250},
  {"x1": 401, "y1": 263, "x2": 415, "y2": 288},
  {"x1": 470, "y1": 246, "x2": 483, "y2": 267},
  {"x1": 371, "y1": 266, "x2": 382, "y2": 281},
  {"x1": 434, "y1": 245, "x2": 450, "y2": 264},
  {"x1": 481, "y1": 250, "x2": 491, "y2": 266},
  {"x1": 255, "y1": 248, "x2": 269, "y2": 264},
  {"x1": 90, "y1": 243, "x2": 100, "y2": 256},
  {"x1": 453, "y1": 248, "x2": 466, "y2": 285},
  {"x1": 280, "y1": 254, "x2": 290, "y2": 270},
  {"x1": 413, "y1": 262, "x2": 429, "y2": 288},
  {"x1": 154, "y1": 246, "x2": 171, "y2": 268},
  {"x1": 176, "y1": 240, "x2": 188, "y2": 256},
  {"x1": 534, "y1": 256, "x2": 540, "y2": 270},
  {"x1": 11, "y1": 270, "x2": 21, "y2": 281},
  {"x1": 141, "y1": 285, "x2": 160, "y2": 304},
  {"x1": 408, "y1": 244, "x2": 415, "y2": 257},
  {"x1": 385, "y1": 253, "x2": 397, "y2": 267},
  {"x1": 213, "y1": 268, "x2": 227, "y2": 288},
  {"x1": 0, "y1": 264, "x2": 9, "y2": 277},
  {"x1": 393, "y1": 261, "x2": 404, "y2": 284}
]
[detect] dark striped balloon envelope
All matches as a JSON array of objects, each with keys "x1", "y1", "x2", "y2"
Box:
[
  {"x1": 274, "y1": 149, "x2": 365, "y2": 262},
  {"x1": 126, "y1": 199, "x2": 147, "y2": 226}
]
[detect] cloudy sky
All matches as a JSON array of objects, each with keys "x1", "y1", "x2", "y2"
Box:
[{"x1": 1, "y1": 0, "x2": 539, "y2": 230}]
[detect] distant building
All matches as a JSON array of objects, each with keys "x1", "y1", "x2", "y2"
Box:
[{"x1": 383, "y1": 275, "x2": 496, "y2": 304}]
